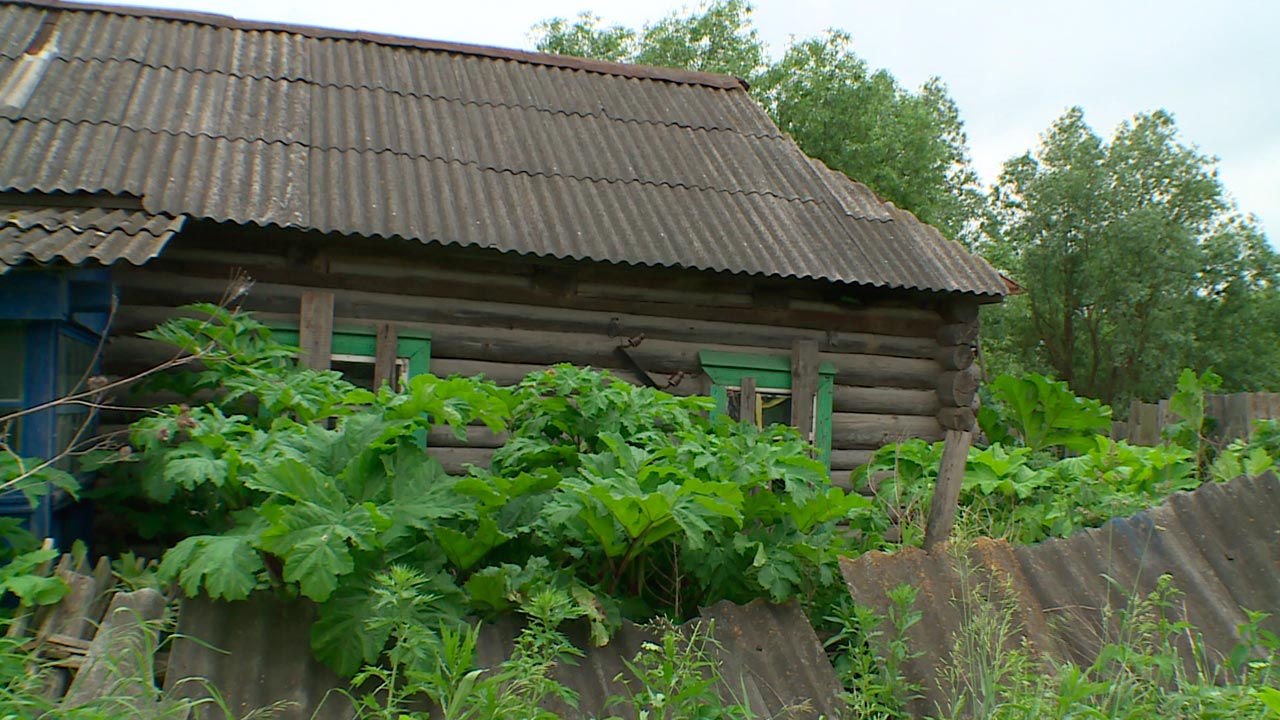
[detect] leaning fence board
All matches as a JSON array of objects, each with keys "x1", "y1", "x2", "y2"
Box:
[
  {"x1": 62, "y1": 589, "x2": 166, "y2": 708},
  {"x1": 923, "y1": 430, "x2": 973, "y2": 551}
]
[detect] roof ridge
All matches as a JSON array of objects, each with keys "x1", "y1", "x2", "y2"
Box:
[
  {"x1": 6, "y1": 53, "x2": 780, "y2": 138},
  {"x1": 16, "y1": 0, "x2": 749, "y2": 90},
  {"x1": 0, "y1": 116, "x2": 819, "y2": 204}
]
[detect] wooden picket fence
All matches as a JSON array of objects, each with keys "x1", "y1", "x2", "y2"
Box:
[
  {"x1": 5, "y1": 541, "x2": 170, "y2": 711},
  {"x1": 1112, "y1": 392, "x2": 1280, "y2": 446}
]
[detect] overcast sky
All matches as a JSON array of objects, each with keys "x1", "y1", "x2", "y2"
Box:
[{"x1": 111, "y1": 0, "x2": 1278, "y2": 241}]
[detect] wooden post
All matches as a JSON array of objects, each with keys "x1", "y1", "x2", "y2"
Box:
[
  {"x1": 924, "y1": 429, "x2": 972, "y2": 552},
  {"x1": 373, "y1": 322, "x2": 399, "y2": 391},
  {"x1": 739, "y1": 375, "x2": 758, "y2": 426},
  {"x1": 791, "y1": 339, "x2": 819, "y2": 441},
  {"x1": 298, "y1": 290, "x2": 334, "y2": 371}
]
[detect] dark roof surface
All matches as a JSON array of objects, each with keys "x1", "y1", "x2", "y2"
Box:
[
  {"x1": 0, "y1": 201, "x2": 183, "y2": 272},
  {"x1": 0, "y1": 0, "x2": 1008, "y2": 296}
]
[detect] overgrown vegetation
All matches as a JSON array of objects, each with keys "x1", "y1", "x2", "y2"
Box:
[
  {"x1": 87, "y1": 305, "x2": 869, "y2": 684},
  {"x1": 932, "y1": 565, "x2": 1280, "y2": 720},
  {"x1": 854, "y1": 371, "x2": 1279, "y2": 547},
  {"x1": 4, "y1": 305, "x2": 1279, "y2": 717}
]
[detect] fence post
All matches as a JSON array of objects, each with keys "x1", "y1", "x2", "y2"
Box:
[{"x1": 924, "y1": 430, "x2": 972, "y2": 552}]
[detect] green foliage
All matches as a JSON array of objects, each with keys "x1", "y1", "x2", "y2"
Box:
[
  {"x1": 986, "y1": 107, "x2": 1280, "y2": 406},
  {"x1": 0, "y1": 454, "x2": 80, "y2": 610},
  {"x1": 1210, "y1": 419, "x2": 1280, "y2": 482},
  {"x1": 0, "y1": 452, "x2": 80, "y2": 509},
  {"x1": 345, "y1": 569, "x2": 581, "y2": 720},
  {"x1": 1164, "y1": 368, "x2": 1224, "y2": 468},
  {"x1": 825, "y1": 585, "x2": 922, "y2": 718},
  {"x1": 0, "y1": 544, "x2": 68, "y2": 608},
  {"x1": 861, "y1": 374, "x2": 1203, "y2": 547},
  {"x1": 105, "y1": 307, "x2": 864, "y2": 680},
  {"x1": 935, "y1": 572, "x2": 1280, "y2": 719},
  {"x1": 979, "y1": 374, "x2": 1111, "y2": 455},
  {"x1": 531, "y1": 1, "x2": 982, "y2": 241},
  {"x1": 602, "y1": 619, "x2": 755, "y2": 720}
]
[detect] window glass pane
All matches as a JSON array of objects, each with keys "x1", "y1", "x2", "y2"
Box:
[
  {"x1": 332, "y1": 357, "x2": 378, "y2": 390},
  {"x1": 55, "y1": 410, "x2": 89, "y2": 470},
  {"x1": 724, "y1": 387, "x2": 794, "y2": 429},
  {"x1": 331, "y1": 354, "x2": 408, "y2": 391},
  {"x1": 725, "y1": 387, "x2": 743, "y2": 422},
  {"x1": 0, "y1": 325, "x2": 23, "y2": 402},
  {"x1": 759, "y1": 392, "x2": 792, "y2": 428},
  {"x1": 57, "y1": 334, "x2": 96, "y2": 397},
  {"x1": 1, "y1": 413, "x2": 21, "y2": 451}
]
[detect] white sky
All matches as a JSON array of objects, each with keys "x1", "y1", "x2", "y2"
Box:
[{"x1": 109, "y1": 0, "x2": 1278, "y2": 242}]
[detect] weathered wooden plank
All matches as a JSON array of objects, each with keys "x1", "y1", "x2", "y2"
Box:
[
  {"x1": 429, "y1": 358, "x2": 549, "y2": 386},
  {"x1": 115, "y1": 276, "x2": 942, "y2": 360},
  {"x1": 923, "y1": 430, "x2": 973, "y2": 552},
  {"x1": 739, "y1": 376, "x2": 758, "y2": 426},
  {"x1": 373, "y1": 323, "x2": 399, "y2": 391},
  {"x1": 937, "y1": 406, "x2": 976, "y2": 431},
  {"x1": 427, "y1": 425, "x2": 508, "y2": 449},
  {"x1": 935, "y1": 344, "x2": 975, "y2": 371},
  {"x1": 298, "y1": 291, "x2": 334, "y2": 371},
  {"x1": 940, "y1": 300, "x2": 980, "y2": 324},
  {"x1": 936, "y1": 367, "x2": 980, "y2": 407},
  {"x1": 62, "y1": 588, "x2": 166, "y2": 708},
  {"x1": 429, "y1": 447, "x2": 495, "y2": 475},
  {"x1": 832, "y1": 385, "x2": 940, "y2": 416},
  {"x1": 831, "y1": 412, "x2": 943, "y2": 449},
  {"x1": 936, "y1": 322, "x2": 978, "y2": 347},
  {"x1": 791, "y1": 340, "x2": 819, "y2": 441},
  {"x1": 118, "y1": 261, "x2": 942, "y2": 339},
  {"x1": 829, "y1": 449, "x2": 874, "y2": 472}
]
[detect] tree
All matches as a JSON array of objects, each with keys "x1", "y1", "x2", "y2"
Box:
[
  {"x1": 988, "y1": 107, "x2": 1280, "y2": 406},
  {"x1": 757, "y1": 32, "x2": 983, "y2": 240},
  {"x1": 532, "y1": 2, "x2": 981, "y2": 241}
]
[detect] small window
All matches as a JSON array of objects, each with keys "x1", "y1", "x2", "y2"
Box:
[
  {"x1": 726, "y1": 386, "x2": 793, "y2": 428},
  {"x1": 0, "y1": 324, "x2": 24, "y2": 402},
  {"x1": 700, "y1": 350, "x2": 835, "y2": 468},
  {"x1": 270, "y1": 326, "x2": 430, "y2": 391}
]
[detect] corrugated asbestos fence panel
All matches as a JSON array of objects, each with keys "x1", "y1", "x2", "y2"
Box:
[
  {"x1": 0, "y1": 1, "x2": 1008, "y2": 297},
  {"x1": 165, "y1": 597, "x2": 843, "y2": 720},
  {"x1": 840, "y1": 471, "x2": 1280, "y2": 717}
]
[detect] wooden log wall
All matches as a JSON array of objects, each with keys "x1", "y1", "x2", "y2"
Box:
[{"x1": 102, "y1": 226, "x2": 991, "y2": 482}]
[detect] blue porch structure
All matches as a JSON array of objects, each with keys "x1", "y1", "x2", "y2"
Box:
[{"x1": 0, "y1": 267, "x2": 113, "y2": 545}]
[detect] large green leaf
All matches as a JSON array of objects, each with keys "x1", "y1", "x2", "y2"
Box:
[
  {"x1": 160, "y1": 534, "x2": 263, "y2": 601},
  {"x1": 436, "y1": 516, "x2": 512, "y2": 570},
  {"x1": 257, "y1": 502, "x2": 385, "y2": 601},
  {"x1": 246, "y1": 458, "x2": 345, "y2": 507},
  {"x1": 311, "y1": 580, "x2": 391, "y2": 677}
]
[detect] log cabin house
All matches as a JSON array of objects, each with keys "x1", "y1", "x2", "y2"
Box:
[{"x1": 0, "y1": 0, "x2": 1008, "y2": 541}]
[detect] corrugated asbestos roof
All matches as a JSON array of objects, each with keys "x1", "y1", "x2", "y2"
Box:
[
  {"x1": 0, "y1": 202, "x2": 183, "y2": 272},
  {"x1": 165, "y1": 596, "x2": 843, "y2": 720},
  {"x1": 841, "y1": 471, "x2": 1280, "y2": 716},
  {"x1": 0, "y1": 0, "x2": 1008, "y2": 296}
]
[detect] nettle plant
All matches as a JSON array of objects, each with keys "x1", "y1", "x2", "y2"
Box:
[{"x1": 102, "y1": 305, "x2": 869, "y2": 677}]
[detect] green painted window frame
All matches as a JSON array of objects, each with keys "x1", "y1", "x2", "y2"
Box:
[
  {"x1": 699, "y1": 350, "x2": 835, "y2": 468},
  {"x1": 269, "y1": 324, "x2": 432, "y2": 383}
]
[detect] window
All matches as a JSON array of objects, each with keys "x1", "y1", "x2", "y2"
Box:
[
  {"x1": 0, "y1": 324, "x2": 24, "y2": 448},
  {"x1": 270, "y1": 326, "x2": 431, "y2": 391},
  {"x1": 53, "y1": 330, "x2": 96, "y2": 470},
  {"x1": 699, "y1": 350, "x2": 835, "y2": 468}
]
